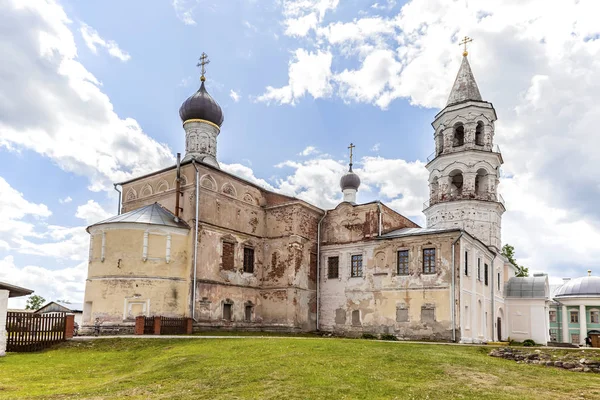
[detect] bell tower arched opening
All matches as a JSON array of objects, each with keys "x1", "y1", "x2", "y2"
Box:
[
  {"x1": 475, "y1": 121, "x2": 484, "y2": 146},
  {"x1": 475, "y1": 168, "x2": 488, "y2": 198},
  {"x1": 449, "y1": 170, "x2": 463, "y2": 198},
  {"x1": 453, "y1": 124, "x2": 465, "y2": 147}
]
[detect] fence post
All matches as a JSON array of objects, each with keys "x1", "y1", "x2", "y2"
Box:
[
  {"x1": 64, "y1": 314, "x2": 75, "y2": 340},
  {"x1": 186, "y1": 318, "x2": 193, "y2": 335},
  {"x1": 153, "y1": 316, "x2": 161, "y2": 335},
  {"x1": 134, "y1": 316, "x2": 145, "y2": 335}
]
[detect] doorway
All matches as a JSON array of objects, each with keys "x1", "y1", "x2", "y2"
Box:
[{"x1": 497, "y1": 317, "x2": 502, "y2": 341}]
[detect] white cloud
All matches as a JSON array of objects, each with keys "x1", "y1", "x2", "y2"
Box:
[
  {"x1": 172, "y1": 0, "x2": 200, "y2": 25},
  {"x1": 80, "y1": 23, "x2": 131, "y2": 62},
  {"x1": 59, "y1": 196, "x2": 72, "y2": 204},
  {"x1": 0, "y1": 0, "x2": 174, "y2": 192},
  {"x1": 221, "y1": 163, "x2": 276, "y2": 191},
  {"x1": 257, "y1": 49, "x2": 333, "y2": 105},
  {"x1": 299, "y1": 146, "x2": 319, "y2": 156},
  {"x1": 371, "y1": 143, "x2": 380, "y2": 152},
  {"x1": 75, "y1": 200, "x2": 112, "y2": 226},
  {"x1": 229, "y1": 89, "x2": 241, "y2": 102}
]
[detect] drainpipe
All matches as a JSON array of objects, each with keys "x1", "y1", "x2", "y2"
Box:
[
  {"x1": 191, "y1": 160, "x2": 200, "y2": 321},
  {"x1": 491, "y1": 253, "x2": 497, "y2": 341},
  {"x1": 451, "y1": 232, "x2": 464, "y2": 342},
  {"x1": 113, "y1": 184, "x2": 122, "y2": 215},
  {"x1": 376, "y1": 201, "x2": 382, "y2": 236},
  {"x1": 316, "y1": 210, "x2": 328, "y2": 331}
]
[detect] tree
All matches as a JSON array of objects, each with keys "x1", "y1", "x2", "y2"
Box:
[
  {"x1": 501, "y1": 244, "x2": 529, "y2": 277},
  {"x1": 25, "y1": 295, "x2": 46, "y2": 310}
]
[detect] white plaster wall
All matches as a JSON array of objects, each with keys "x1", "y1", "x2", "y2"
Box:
[
  {"x1": 505, "y1": 298, "x2": 548, "y2": 344},
  {"x1": 0, "y1": 290, "x2": 8, "y2": 356}
]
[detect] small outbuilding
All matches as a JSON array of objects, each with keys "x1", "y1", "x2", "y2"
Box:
[
  {"x1": 0, "y1": 281, "x2": 34, "y2": 356},
  {"x1": 36, "y1": 301, "x2": 83, "y2": 328},
  {"x1": 504, "y1": 274, "x2": 550, "y2": 345}
]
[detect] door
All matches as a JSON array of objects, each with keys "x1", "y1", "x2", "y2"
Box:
[{"x1": 497, "y1": 317, "x2": 502, "y2": 341}]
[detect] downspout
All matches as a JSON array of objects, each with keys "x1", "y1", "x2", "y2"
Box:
[
  {"x1": 113, "y1": 184, "x2": 122, "y2": 215},
  {"x1": 491, "y1": 253, "x2": 497, "y2": 341},
  {"x1": 451, "y1": 231, "x2": 464, "y2": 342},
  {"x1": 191, "y1": 160, "x2": 200, "y2": 321},
  {"x1": 376, "y1": 201, "x2": 382, "y2": 236},
  {"x1": 316, "y1": 210, "x2": 328, "y2": 331}
]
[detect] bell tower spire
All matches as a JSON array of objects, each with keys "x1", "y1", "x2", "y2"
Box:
[{"x1": 423, "y1": 41, "x2": 505, "y2": 250}]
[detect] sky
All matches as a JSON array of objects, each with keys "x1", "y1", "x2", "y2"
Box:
[{"x1": 2, "y1": 0, "x2": 600, "y2": 307}]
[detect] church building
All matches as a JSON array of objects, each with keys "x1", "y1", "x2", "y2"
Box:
[{"x1": 82, "y1": 47, "x2": 523, "y2": 342}]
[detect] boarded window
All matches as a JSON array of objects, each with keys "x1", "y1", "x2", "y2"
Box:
[
  {"x1": 464, "y1": 251, "x2": 468, "y2": 275},
  {"x1": 421, "y1": 306, "x2": 435, "y2": 322},
  {"x1": 423, "y1": 249, "x2": 436, "y2": 274},
  {"x1": 245, "y1": 305, "x2": 253, "y2": 322},
  {"x1": 328, "y1": 256, "x2": 339, "y2": 279},
  {"x1": 570, "y1": 311, "x2": 579, "y2": 323},
  {"x1": 243, "y1": 247, "x2": 254, "y2": 273},
  {"x1": 484, "y1": 263, "x2": 489, "y2": 286},
  {"x1": 351, "y1": 255, "x2": 363, "y2": 277},
  {"x1": 352, "y1": 310, "x2": 361, "y2": 326},
  {"x1": 222, "y1": 242, "x2": 234, "y2": 270},
  {"x1": 397, "y1": 250, "x2": 409, "y2": 275},
  {"x1": 396, "y1": 307, "x2": 408, "y2": 322},
  {"x1": 549, "y1": 310, "x2": 557, "y2": 323},
  {"x1": 223, "y1": 304, "x2": 232, "y2": 321}
]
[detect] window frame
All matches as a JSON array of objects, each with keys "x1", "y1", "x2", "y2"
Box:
[
  {"x1": 350, "y1": 254, "x2": 363, "y2": 277},
  {"x1": 570, "y1": 310, "x2": 579, "y2": 324},
  {"x1": 221, "y1": 241, "x2": 235, "y2": 271},
  {"x1": 464, "y1": 251, "x2": 469, "y2": 276},
  {"x1": 484, "y1": 263, "x2": 489, "y2": 286},
  {"x1": 327, "y1": 256, "x2": 339, "y2": 279},
  {"x1": 549, "y1": 310, "x2": 557, "y2": 323},
  {"x1": 397, "y1": 250, "x2": 409, "y2": 276},
  {"x1": 243, "y1": 247, "x2": 255, "y2": 274},
  {"x1": 590, "y1": 310, "x2": 599, "y2": 324},
  {"x1": 423, "y1": 248, "x2": 436, "y2": 274}
]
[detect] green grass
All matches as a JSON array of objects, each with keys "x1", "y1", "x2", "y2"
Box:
[{"x1": 1, "y1": 338, "x2": 599, "y2": 399}]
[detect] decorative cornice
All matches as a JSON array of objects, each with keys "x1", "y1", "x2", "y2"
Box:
[{"x1": 183, "y1": 118, "x2": 221, "y2": 131}]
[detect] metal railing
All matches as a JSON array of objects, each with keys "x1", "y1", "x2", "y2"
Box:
[{"x1": 425, "y1": 143, "x2": 502, "y2": 163}]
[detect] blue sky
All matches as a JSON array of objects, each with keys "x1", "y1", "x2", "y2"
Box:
[{"x1": 2, "y1": 0, "x2": 600, "y2": 306}]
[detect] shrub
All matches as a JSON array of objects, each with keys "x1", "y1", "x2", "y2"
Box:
[
  {"x1": 380, "y1": 334, "x2": 398, "y2": 341},
  {"x1": 362, "y1": 333, "x2": 377, "y2": 340},
  {"x1": 523, "y1": 339, "x2": 536, "y2": 347}
]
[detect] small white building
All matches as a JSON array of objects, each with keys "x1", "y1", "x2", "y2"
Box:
[
  {"x1": 0, "y1": 281, "x2": 34, "y2": 356},
  {"x1": 504, "y1": 274, "x2": 550, "y2": 345}
]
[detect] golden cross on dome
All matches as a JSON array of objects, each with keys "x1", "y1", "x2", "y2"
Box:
[
  {"x1": 348, "y1": 143, "x2": 355, "y2": 166},
  {"x1": 197, "y1": 52, "x2": 210, "y2": 82},
  {"x1": 459, "y1": 36, "x2": 473, "y2": 56}
]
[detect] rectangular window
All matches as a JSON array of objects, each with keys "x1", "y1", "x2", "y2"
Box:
[
  {"x1": 222, "y1": 242, "x2": 234, "y2": 271},
  {"x1": 351, "y1": 255, "x2": 363, "y2": 277},
  {"x1": 421, "y1": 306, "x2": 435, "y2": 322},
  {"x1": 497, "y1": 272, "x2": 501, "y2": 291},
  {"x1": 571, "y1": 333, "x2": 580, "y2": 344},
  {"x1": 423, "y1": 249, "x2": 436, "y2": 274},
  {"x1": 352, "y1": 310, "x2": 361, "y2": 325},
  {"x1": 591, "y1": 310, "x2": 599, "y2": 324},
  {"x1": 327, "y1": 256, "x2": 339, "y2": 279},
  {"x1": 223, "y1": 304, "x2": 232, "y2": 321},
  {"x1": 549, "y1": 310, "x2": 557, "y2": 323},
  {"x1": 570, "y1": 310, "x2": 579, "y2": 323},
  {"x1": 464, "y1": 251, "x2": 468, "y2": 275},
  {"x1": 397, "y1": 250, "x2": 409, "y2": 275},
  {"x1": 484, "y1": 264, "x2": 489, "y2": 286},
  {"x1": 245, "y1": 305, "x2": 252, "y2": 322},
  {"x1": 477, "y1": 258, "x2": 481, "y2": 281},
  {"x1": 243, "y1": 247, "x2": 254, "y2": 273},
  {"x1": 549, "y1": 329, "x2": 558, "y2": 342}
]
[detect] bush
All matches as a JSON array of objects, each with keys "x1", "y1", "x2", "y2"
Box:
[
  {"x1": 380, "y1": 334, "x2": 398, "y2": 341},
  {"x1": 523, "y1": 339, "x2": 536, "y2": 347},
  {"x1": 361, "y1": 333, "x2": 377, "y2": 340}
]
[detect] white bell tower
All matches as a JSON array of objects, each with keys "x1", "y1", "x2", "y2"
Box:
[{"x1": 423, "y1": 40, "x2": 505, "y2": 250}]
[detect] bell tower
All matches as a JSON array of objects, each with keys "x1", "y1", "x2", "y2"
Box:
[{"x1": 423, "y1": 38, "x2": 505, "y2": 250}]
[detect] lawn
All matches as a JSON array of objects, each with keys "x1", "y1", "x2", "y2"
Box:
[{"x1": 0, "y1": 338, "x2": 599, "y2": 400}]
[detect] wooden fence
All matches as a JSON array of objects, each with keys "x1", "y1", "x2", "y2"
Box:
[
  {"x1": 136, "y1": 316, "x2": 192, "y2": 335},
  {"x1": 6, "y1": 312, "x2": 66, "y2": 352},
  {"x1": 160, "y1": 317, "x2": 188, "y2": 335}
]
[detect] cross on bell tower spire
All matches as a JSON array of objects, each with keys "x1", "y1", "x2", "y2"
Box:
[
  {"x1": 197, "y1": 52, "x2": 210, "y2": 82},
  {"x1": 459, "y1": 36, "x2": 473, "y2": 57}
]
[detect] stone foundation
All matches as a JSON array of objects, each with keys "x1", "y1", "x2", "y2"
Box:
[{"x1": 490, "y1": 347, "x2": 600, "y2": 373}]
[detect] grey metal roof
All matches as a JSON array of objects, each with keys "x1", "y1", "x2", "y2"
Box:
[
  {"x1": 554, "y1": 276, "x2": 600, "y2": 298},
  {"x1": 36, "y1": 301, "x2": 83, "y2": 313},
  {"x1": 447, "y1": 55, "x2": 482, "y2": 106},
  {"x1": 87, "y1": 203, "x2": 189, "y2": 231},
  {"x1": 340, "y1": 170, "x2": 361, "y2": 191},
  {"x1": 0, "y1": 281, "x2": 34, "y2": 298},
  {"x1": 379, "y1": 227, "x2": 459, "y2": 239},
  {"x1": 179, "y1": 81, "x2": 224, "y2": 126},
  {"x1": 505, "y1": 276, "x2": 549, "y2": 299}
]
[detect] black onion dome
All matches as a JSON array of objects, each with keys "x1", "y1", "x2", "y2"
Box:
[
  {"x1": 179, "y1": 81, "x2": 224, "y2": 127},
  {"x1": 340, "y1": 170, "x2": 361, "y2": 191}
]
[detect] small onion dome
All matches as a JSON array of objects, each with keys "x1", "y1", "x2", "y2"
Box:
[
  {"x1": 340, "y1": 169, "x2": 361, "y2": 191},
  {"x1": 179, "y1": 81, "x2": 224, "y2": 127}
]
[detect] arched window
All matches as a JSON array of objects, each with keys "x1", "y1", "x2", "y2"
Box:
[
  {"x1": 475, "y1": 121, "x2": 484, "y2": 146},
  {"x1": 449, "y1": 170, "x2": 463, "y2": 198},
  {"x1": 453, "y1": 124, "x2": 465, "y2": 147},
  {"x1": 475, "y1": 169, "x2": 487, "y2": 197}
]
